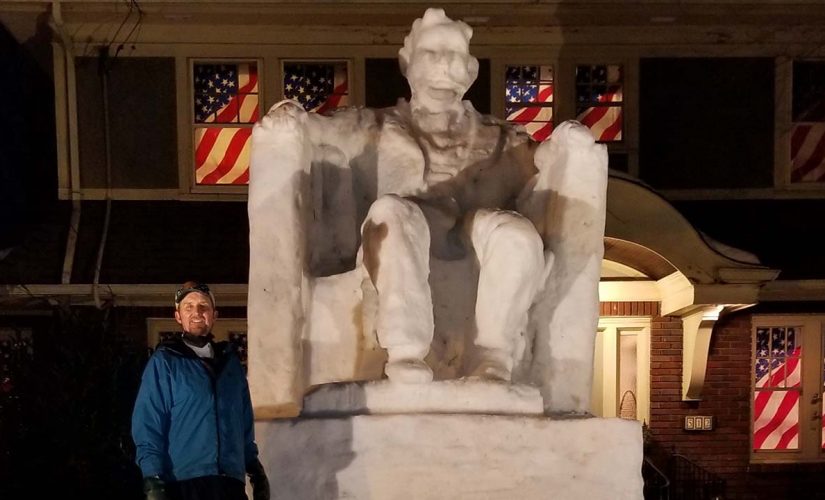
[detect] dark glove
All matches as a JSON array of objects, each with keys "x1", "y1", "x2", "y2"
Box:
[
  {"x1": 247, "y1": 459, "x2": 270, "y2": 500},
  {"x1": 143, "y1": 476, "x2": 169, "y2": 500}
]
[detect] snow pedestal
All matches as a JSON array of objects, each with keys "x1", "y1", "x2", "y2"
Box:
[{"x1": 255, "y1": 381, "x2": 644, "y2": 500}]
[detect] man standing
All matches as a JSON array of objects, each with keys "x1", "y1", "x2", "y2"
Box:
[{"x1": 132, "y1": 282, "x2": 269, "y2": 500}]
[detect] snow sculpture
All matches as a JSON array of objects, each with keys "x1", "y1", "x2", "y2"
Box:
[{"x1": 247, "y1": 7, "x2": 608, "y2": 418}]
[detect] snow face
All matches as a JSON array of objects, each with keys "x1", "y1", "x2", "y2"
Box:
[{"x1": 399, "y1": 8, "x2": 478, "y2": 116}]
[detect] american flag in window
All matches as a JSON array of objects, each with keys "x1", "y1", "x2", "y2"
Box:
[
  {"x1": 790, "y1": 61, "x2": 825, "y2": 183},
  {"x1": 576, "y1": 65, "x2": 623, "y2": 142},
  {"x1": 283, "y1": 62, "x2": 348, "y2": 114},
  {"x1": 505, "y1": 65, "x2": 554, "y2": 141},
  {"x1": 193, "y1": 62, "x2": 259, "y2": 185},
  {"x1": 753, "y1": 326, "x2": 802, "y2": 451}
]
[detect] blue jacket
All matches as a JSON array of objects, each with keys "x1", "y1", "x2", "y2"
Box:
[{"x1": 131, "y1": 338, "x2": 258, "y2": 483}]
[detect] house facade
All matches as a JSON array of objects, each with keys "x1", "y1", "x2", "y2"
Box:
[{"x1": 2, "y1": 1, "x2": 825, "y2": 498}]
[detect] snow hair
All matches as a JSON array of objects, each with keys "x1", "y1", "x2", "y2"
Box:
[{"x1": 398, "y1": 8, "x2": 473, "y2": 77}]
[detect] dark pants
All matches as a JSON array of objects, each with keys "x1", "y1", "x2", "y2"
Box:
[{"x1": 167, "y1": 475, "x2": 247, "y2": 500}]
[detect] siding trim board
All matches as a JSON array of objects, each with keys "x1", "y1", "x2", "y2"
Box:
[{"x1": 0, "y1": 284, "x2": 249, "y2": 308}]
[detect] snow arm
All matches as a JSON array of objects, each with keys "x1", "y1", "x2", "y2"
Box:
[
  {"x1": 247, "y1": 100, "x2": 313, "y2": 418},
  {"x1": 518, "y1": 120, "x2": 610, "y2": 414}
]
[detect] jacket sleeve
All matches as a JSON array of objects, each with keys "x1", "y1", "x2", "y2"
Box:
[
  {"x1": 242, "y1": 374, "x2": 260, "y2": 469},
  {"x1": 131, "y1": 353, "x2": 172, "y2": 478}
]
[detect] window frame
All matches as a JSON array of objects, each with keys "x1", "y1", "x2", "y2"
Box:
[
  {"x1": 750, "y1": 314, "x2": 825, "y2": 464},
  {"x1": 177, "y1": 55, "x2": 356, "y2": 199},
  {"x1": 574, "y1": 62, "x2": 626, "y2": 144},
  {"x1": 496, "y1": 57, "x2": 638, "y2": 176},
  {"x1": 779, "y1": 58, "x2": 825, "y2": 187},
  {"x1": 502, "y1": 63, "x2": 556, "y2": 142},
  {"x1": 183, "y1": 57, "x2": 264, "y2": 196},
  {"x1": 279, "y1": 59, "x2": 352, "y2": 114}
]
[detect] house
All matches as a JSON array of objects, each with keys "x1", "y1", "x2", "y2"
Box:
[{"x1": 2, "y1": 1, "x2": 825, "y2": 498}]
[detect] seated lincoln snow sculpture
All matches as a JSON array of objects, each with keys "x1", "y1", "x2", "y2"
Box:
[{"x1": 248, "y1": 8, "x2": 608, "y2": 415}]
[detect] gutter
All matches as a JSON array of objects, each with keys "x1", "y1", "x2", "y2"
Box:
[
  {"x1": 759, "y1": 279, "x2": 825, "y2": 302},
  {"x1": 51, "y1": 0, "x2": 81, "y2": 285},
  {"x1": 93, "y1": 46, "x2": 113, "y2": 309}
]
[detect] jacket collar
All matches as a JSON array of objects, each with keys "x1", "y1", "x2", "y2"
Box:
[{"x1": 158, "y1": 336, "x2": 236, "y2": 374}]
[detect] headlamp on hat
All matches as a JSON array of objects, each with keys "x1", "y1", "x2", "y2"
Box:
[{"x1": 174, "y1": 282, "x2": 216, "y2": 309}]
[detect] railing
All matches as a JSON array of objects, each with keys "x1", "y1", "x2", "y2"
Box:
[
  {"x1": 667, "y1": 453, "x2": 725, "y2": 500},
  {"x1": 643, "y1": 439, "x2": 725, "y2": 500},
  {"x1": 642, "y1": 456, "x2": 670, "y2": 500}
]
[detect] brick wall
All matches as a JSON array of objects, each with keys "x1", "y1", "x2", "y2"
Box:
[
  {"x1": 600, "y1": 301, "x2": 659, "y2": 317},
  {"x1": 646, "y1": 312, "x2": 752, "y2": 496},
  {"x1": 603, "y1": 303, "x2": 825, "y2": 499}
]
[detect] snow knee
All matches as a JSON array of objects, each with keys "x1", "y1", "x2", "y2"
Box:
[
  {"x1": 551, "y1": 120, "x2": 597, "y2": 148},
  {"x1": 477, "y1": 212, "x2": 544, "y2": 273},
  {"x1": 365, "y1": 194, "x2": 424, "y2": 226}
]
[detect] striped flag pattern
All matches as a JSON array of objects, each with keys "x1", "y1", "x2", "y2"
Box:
[
  {"x1": 576, "y1": 65, "x2": 623, "y2": 142},
  {"x1": 505, "y1": 65, "x2": 554, "y2": 142},
  {"x1": 753, "y1": 327, "x2": 802, "y2": 450},
  {"x1": 193, "y1": 63, "x2": 259, "y2": 185},
  {"x1": 790, "y1": 123, "x2": 825, "y2": 183},
  {"x1": 283, "y1": 63, "x2": 349, "y2": 114},
  {"x1": 194, "y1": 127, "x2": 252, "y2": 185},
  {"x1": 577, "y1": 87, "x2": 623, "y2": 142},
  {"x1": 791, "y1": 61, "x2": 825, "y2": 183}
]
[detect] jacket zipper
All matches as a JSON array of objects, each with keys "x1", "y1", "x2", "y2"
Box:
[
  {"x1": 200, "y1": 357, "x2": 223, "y2": 476},
  {"x1": 212, "y1": 373, "x2": 222, "y2": 475}
]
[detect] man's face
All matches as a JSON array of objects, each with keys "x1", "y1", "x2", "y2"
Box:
[
  {"x1": 406, "y1": 24, "x2": 478, "y2": 112},
  {"x1": 174, "y1": 291, "x2": 217, "y2": 336}
]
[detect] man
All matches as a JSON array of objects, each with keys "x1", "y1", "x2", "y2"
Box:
[{"x1": 132, "y1": 282, "x2": 269, "y2": 500}]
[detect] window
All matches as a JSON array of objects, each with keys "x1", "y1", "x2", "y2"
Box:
[
  {"x1": 576, "y1": 64, "x2": 623, "y2": 142},
  {"x1": 639, "y1": 58, "x2": 774, "y2": 189},
  {"x1": 505, "y1": 65, "x2": 554, "y2": 141},
  {"x1": 0, "y1": 327, "x2": 33, "y2": 397},
  {"x1": 192, "y1": 61, "x2": 260, "y2": 186},
  {"x1": 75, "y1": 57, "x2": 178, "y2": 192},
  {"x1": 147, "y1": 318, "x2": 249, "y2": 368},
  {"x1": 592, "y1": 317, "x2": 651, "y2": 423},
  {"x1": 790, "y1": 61, "x2": 825, "y2": 183},
  {"x1": 365, "y1": 57, "x2": 490, "y2": 113},
  {"x1": 282, "y1": 61, "x2": 349, "y2": 113},
  {"x1": 186, "y1": 58, "x2": 350, "y2": 192},
  {"x1": 752, "y1": 316, "x2": 825, "y2": 462},
  {"x1": 365, "y1": 58, "x2": 410, "y2": 108}
]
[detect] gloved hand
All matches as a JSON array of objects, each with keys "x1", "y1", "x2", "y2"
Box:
[
  {"x1": 143, "y1": 476, "x2": 169, "y2": 500},
  {"x1": 247, "y1": 459, "x2": 270, "y2": 500}
]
